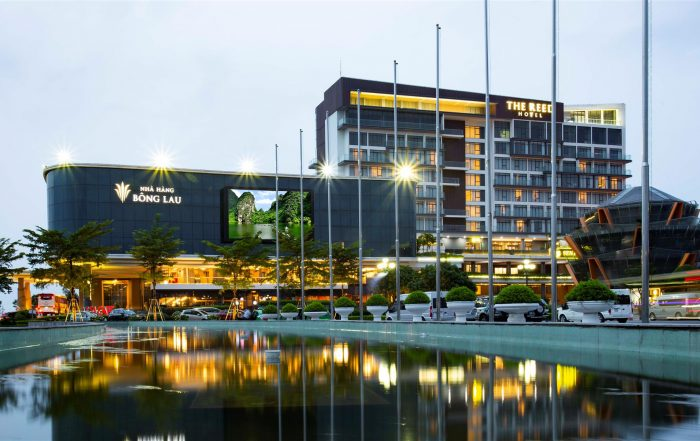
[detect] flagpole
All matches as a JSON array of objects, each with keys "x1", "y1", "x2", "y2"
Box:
[
  {"x1": 550, "y1": 0, "x2": 559, "y2": 320},
  {"x1": 299, "y1": 129, "x2": 305, "y2": 312},
  {"x1": 641, "y1": 0, "x2": 651, "y2": 323},
  {"x1": 275, "y1": 144, "x2": 280, "y2": 316},
  {"x1": 357, "y1": 89, "x2": 364, "y2": 320},
  {"x1": 435, "y1": 23, "x2": 442, "y2": 321},
  {"x1": 326, "y1": 111, "x2": 334, "y2": 318},
  {"x1": 484, "y1": 0, "x2": 495, "y2": 322},
  {"x1": 393, "y1": 60, "x2": 401, "y2": 320}
]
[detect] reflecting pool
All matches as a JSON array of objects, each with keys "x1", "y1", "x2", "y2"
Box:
[{"x1": 0, "y1": 326, "x2": 699, "y2": 440}]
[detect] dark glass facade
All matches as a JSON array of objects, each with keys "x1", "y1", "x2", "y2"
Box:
[{"x1": 45, "y1": 164, "x2": 416, "y2": 256}]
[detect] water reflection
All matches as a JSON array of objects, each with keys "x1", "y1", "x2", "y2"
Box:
[{"x1": 0, "y1": 326, "x2": 698, "y2": 440}]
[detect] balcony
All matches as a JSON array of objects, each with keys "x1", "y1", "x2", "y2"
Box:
[
  {"x1": 443, "y1": 208, "x2": 467, "y2": 217},
  {"x1": 442, "y1": 128, "x2": 464, "y2": 138},
  {"x1": 443, "y1": 160, "x2": 466, "y2": 169},
  {"x1": 339, "y1": 116, "x2": 436, "y2": 132}
]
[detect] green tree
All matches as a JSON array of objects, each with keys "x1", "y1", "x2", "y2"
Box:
[
  {"x1": 202, "y1": 232, "x2": 268, "y2": 300},
  {"x1": 130, "y1": 215, "x2": 184, "y2": 303},
  {"x1": 327, "y1": 242, "x2": 360, "y2": 295},
  {"x1": 375, "y1": 265, "x2": 419, "y2": 300},
  {"x1": 416, "y1": 263, "x2": 476, "y2": 292},
  {"x1": 278, "y1": 228, "x2": 325, "y2": 294},
  {"x1": 416, "y1": 233, "x2": 436, "y2": 253},
  {"x1": 0, "y1": 238, "x2": 23, "y2": 295},
  {"x1": 23, "y1": 221, "x2": 113, "y2": 301}
]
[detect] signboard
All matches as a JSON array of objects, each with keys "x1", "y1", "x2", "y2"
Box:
[{"x1": 114, "y1": 182, "x2": 182, "y2": 205}]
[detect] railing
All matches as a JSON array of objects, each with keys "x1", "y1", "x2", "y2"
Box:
[
  {"x1": 442, "y1": 177, "x2": 460, "y2": 185},
  {"x1": 443, "y1": 160, "x2": 466, "y2": 168},
  {"x1": 339, "y1": 116, "x2": 436, "y2": 132},
  {"x1": 443, "y1": 209, "x2": 466, "y2": 216},
  {"x1": 442, "y1": 128, "x2": 463, "y2": 137}
]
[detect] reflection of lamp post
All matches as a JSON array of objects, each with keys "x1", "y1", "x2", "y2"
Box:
[{"x1": 517, "y1": 259, "x2": 536, "y2": 286}]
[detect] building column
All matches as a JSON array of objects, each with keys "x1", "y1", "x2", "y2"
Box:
[{"x1": 17, "y1": 277, "x2": 31, "y2": 310}]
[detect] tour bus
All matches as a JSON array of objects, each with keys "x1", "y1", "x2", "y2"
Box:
[
  {"x1": 32, "y1": 293, "x2": 69, "y2": 316},
  {"x1": 649, "y1": 292, "x2": 700, "y2": 320}
]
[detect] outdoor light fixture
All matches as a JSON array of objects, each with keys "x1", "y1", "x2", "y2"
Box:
[
  {"x1": 320, "y1": 162, "x2": 335, "y2": 178},
  {"x1": 241, "y1": 159, "x2": 255, "y2": 174},
  {"x1": 396, "y1": 163, "x2": 416, "y2": 181},
  {"x1": 56, "y1": 147, "x2": 72, "y2": 166},
  {"x1": 150, "y1": 147, "x2": 173, "y2": 170},
  {"x1": 517, "y1": 259, "x2": 537, "y2": 286},
  {"x1": 377, "y1": 257, "x2": 396, "y2": 271}
]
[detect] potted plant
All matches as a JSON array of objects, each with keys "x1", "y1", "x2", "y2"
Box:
[
  {"x1": 281, "y1": 303, "x2": 298, "y2": 320},
  {"x1": 304, "y1": 301, "x2": 327, "y2": 320},
  {"x1": 494, "y1": 285, "x2": 541, "y2": 323},
  {"x1": 404, "y1": 291, "x2": 430, "y2": 322},
  {"x1": 565, "y1": 280, "x2": 616, "y2": 323},
  {"x1": 366, "y1": 294, "x2": 389, "y2": 322},
  {"x1": 445, "y1": 286, "x2": 476, "y2": 322},
  {"x1": 261, "y1": 304, "x2": 278, "y2": 320},
  {"x1": 333, "y1": 296, "x2": 356, "y2": 321}
]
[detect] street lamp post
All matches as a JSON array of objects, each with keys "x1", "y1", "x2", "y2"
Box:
[
  {"x1": 275, "y1": 144, "x2": 281, "y2": 317},
  {"x1": 357, "y1": 89, "x2": 364, "y2": 320},
  {"x1": 323, "y1": 111, "x2": 335, "y2": 319},
  {"x1": 517, "y1": 259, "x2": 536, "y2": 287}
]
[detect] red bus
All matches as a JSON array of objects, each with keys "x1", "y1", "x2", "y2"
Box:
[{"x1": 32, "y1": 293, "x2": 69, "y2": 316}]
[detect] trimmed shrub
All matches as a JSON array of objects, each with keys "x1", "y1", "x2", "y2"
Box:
[
  {"x1": 404, "y1": 291, "x2": 430, "y2": 304},
  {"x1": 565, "y1": 280, "x2": 616, "y2": 302},
  {"x1": 304, "y1": 301, "x2": 327, "y2": 313},
  {"x1": 494, "y1": 285, "x2": 539, "y2": 304},
  {"x1": 446, "y1": 286, "x2": 476, "y2": 302},
  {"x1": 281, "y1": 303, "x2": 298, "y2": 313},
  {"x1": 262, "y1": 304, "x2": 278, "y2": 314},
  {"x1": 334, "y1": 296, "x2": 356, "y2": 308},
  {"x1": 366, "y1": 294, "x2": 388, "y2": 307}
]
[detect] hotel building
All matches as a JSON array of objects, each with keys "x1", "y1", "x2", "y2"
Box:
[{"x1": 314, "y1": 78, "x2": 630, "y2": 295}]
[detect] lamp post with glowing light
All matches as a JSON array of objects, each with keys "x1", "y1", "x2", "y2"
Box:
[
  {"x1": 321, "y1": 161, "x2": 335, "y2": 318},
  {"x1": 517, "y1": 259, "x2": 536, "y2": 287}
]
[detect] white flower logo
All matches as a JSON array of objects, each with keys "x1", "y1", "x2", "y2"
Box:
[{"x1": 114, "y1": 182, "x2": 131, "y2": 203}]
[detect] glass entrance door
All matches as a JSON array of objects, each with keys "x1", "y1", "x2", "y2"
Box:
[{"x1": 103, "y1": 281, "x2": 128, "y2": 308}]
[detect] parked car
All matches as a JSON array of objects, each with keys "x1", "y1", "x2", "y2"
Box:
[
  {"x1": 475, "y1": 298, "x2": 508, "y2": 322},
  {"x1": 557, "y1": 291, "x2": 632, "y2": 323},
  {"x1": 649, "y1": 292, "x2": 700, "y2": 320},
  {"x1": 180, "y1": 309, "x2": 209, "y2": 320},
  {"x1": 107, "y1": 308, "x2": 137, "y2": 321},
  {"x1": 194, "y1": 307, "x2": 223, "y2": 318}
]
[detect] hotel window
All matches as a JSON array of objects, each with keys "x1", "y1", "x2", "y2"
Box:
[
  {"x1": 562, "y1": 175, "x2": 577, "y2": 188},
  {"x1": 495, "y1": 189, "x2": 511, "y2": 201},
  {"x1": 562, "y1": 207, "x2": 577, "y2": 218},
  {"x1": 495, "y1": 173, "x2": 510, "y2": 185},
  {"x1": 514, "y1": 189, "x2": 523, "y2": 202},
  {"x1": 580, "y1": 176, "x2": 594, "y2": 189},
  {"x1": 512, "y1": 159, "x2": 527, "y2": 171},
  {"x1": 530, "y1": 142, "x2": 545, "y2": 156},
  {"x1": 578, "y1": 192, "x2": 589, "y2": 204},
  {"x1": 513, "y1": 205, "x2": 527, "y2": 216},
  {"x1": 563, "y1": 125, "x2": 576, "y2": 142},
  {"x1": 387, "y1": 134, "x2": 406, "y2": 148},
  {"x1": 496, "y1": 204, "x2": 510, "y2": 216},
  {"x1": 495, "y1": 141, "x2": 509, "y2": 154},
  {"x1": 531, "y1": 206, "x2": 544, "y2": 217},
  {"x1": 560, "y1": 192, "x2": 576, "y2": 203},
  {"x1": 349, "y1": 131, "x2": 368, "y2": 146},
  {"x1": 407, "y1": 135, "x2": 423, "y2": 148},
  {"x1": 512, "y1": 141, "x2": 528, "y2": 155},
  {"x1": 465, "y1": 190, "x2": 483, "y2": 202},
  {"x1": 603, "y1": 110, "x2": 617, "y2": 125},
  {"x1": 497, "y1": 221, "x2": 512, "y2": 232},
  {"x1": 465, "y1": 126, "x2": 484, "y2": 139},
  {"x1": 588, "y1": 110, "x2": 602, "y2": 124},
  {"x1": 425, "y1": 137, "x2": 436, "y2": 148},
  {"x1": 368, "y1": 133, "x2": 387, "y2": 147},
  {"x1": 592, "y1": 128, "x2": 607, "y2": 145},
  {"x1": 608, "y1": 128, "x2": 622, "y2": 146},
  {"x1": 513, "y1": 174, "x2": 527, "y2": 186},
  {"x1": 428, "y1": 151, "x2": 436, "y2": 165},
  {"x1": 568, "y1": 111, "x2": 585, "y2": 123},
  {"x1": 466, "y1": 206, "x2": 483, "y2": 217},
  {"x1": 466, "y1": 221, "x2": 484, "y2": 232},
  {"x1": 426, "y1": 201, "x2": 436, "y2": 213},
  {"x1": 466, "y1": 158, "x2": 483, "y2": 170},
  {"x1": 494, "y1": 121, "x2": 511, "y2": 139},
  {"x1": 516, "y1": 220, "x2": 526, "y2": 233},
  {"x1": 465, "y1": 143, "x2": 483, "y2": 155},
  {"x1": 529, "y1": 160, "x2": 544, "y2": 171},
  {"x1": 609, "y1": 149, "x2": 622, "y2": 160},
  {"x1": 610, "y1": 164, "x2": 623, "y2": 175},
  {"x1": 465, "y1": 174, "x2": 483, "y2": 186},
  {"x1": 562, "y1": 145, "x2": 576, "y2": 158},
  {"x1": 496, "y1": 158, "x2": 510, "y2": 170},
  {"x1": 594, "y1": 148, "x2": 606, "y2": 159},
  {"x1": 597, "y1": 176, "x2": 607, "y2": 189},
  {"x1": 594, "y1": 163, "x2": 607, "y2": 174},
  {"x1": 514, "y1": 120, "x2": 529, "y2": 138},
  {"x1": 530, "y1": 122, "x2": 546, "y2": 139},
  {"x1": 531, "y1": 220, "x2": 544, "y2": 233},
  {"x1": 370, "y1": 166, "x2": 383, "y2": 177},
  {"x1": 610, "y1": 177, "x2": 622, "y2": 190},
  {"x1": 532, "y1": 190, "x2": 541, "y2": 202},
  {"x1": 577, "y1": 126, "x2": 592, "y2": 143},
  {"x1": 578, "y1": 161, "x2": 590, "y2": 173}
]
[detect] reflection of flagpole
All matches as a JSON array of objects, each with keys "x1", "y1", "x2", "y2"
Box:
[
  {"x1": 641, "y1": 0, "x2": 651, "y2": 323},
  {"x1": 550, "y1": 0, "x2": 559, "y2": 320},
  {"x1": 326, "y1": 111, "x2": 335, "y2": 318},
  {"x1": 436, "y1": 350, "x2": 444, "y2": 440},
  {"x1": 302, "y1": 338, "x2": 307, "y2": 441},
  {"x1": 393, "y1": 60, "x2": 401, "y2": 320},
  {"x1": 435, "y1": 24, "x2": 442, "y2": 321},
  {"x1": 330, "y1": 336, "x2": 335, "y2": 440},
  {"x1": 484, "y1": 0, "x2": 494, "y2": 322},
  {"x1": 276, "y1": 144, "x2": 281, "y2": 316},
  {"x1": 299, "y1": 129, "x2": 306, "y2": 312},
  {"x1": 359, "y1": 339, "x2": 365, "y2": 441},
  {"x1": 357, "y1": 89, "x2": 364, "y2": 320},
  {"x1": 550, "y1": 364, "x2": 559, "y2": 441},
  {"x1": 396, "y1": 344, "x2": 401, "y2": 441},
  {"x1": 277, "y1": 332, "x2": 282, "y2": 441}
]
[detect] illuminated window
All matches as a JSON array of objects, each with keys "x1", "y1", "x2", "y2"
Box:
[
  {"x1": 514, "y1": 189, "x2": 523, "y2": 202},
  {"x1": 578, "y1": 192, "x2": 588, "y2": 204},
  {"x1": 466, "y1": 158, "x2": 483, "y2": 171},
  {"x1": 465, "y1": 174, "x2": 483, "y2": 186},
  {"x1": 370, "y1": 166, "x2": 383, "y2": 177},
  {"x1": 597, "y1": 176, "x2": 607, "y2": 189},
  {"x1": 466, "y1": 221, "x2": 483, "y2": 232},
  {"x1": 603, "y1": 110, "x2": 617, "y2": 125},
  {"x1": 465, "y1": 126, "x2": 484, "y2": 139},
  {"x1": 494, "y1": 121, "x2": 511, "y2": 139},
  {"x1": 465, "y1": 143, "x2": 483, "y2": 155},
  {"x1": 466, "y1": 206, "x2": 483, "y2": 217},
  {"x1": 516, "y1": 220, "x2": 526, "y2": 233},
  {"x1": 465, "y1": 190, "x2": 482, "y2": 202},
  {"x1": 578, "y1": 161, "x2": 590, "y2": 172}
]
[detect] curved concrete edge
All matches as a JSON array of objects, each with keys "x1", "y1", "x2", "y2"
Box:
[
  {"x1": 0, "y1": 323, "x2": 106, "y2": 371},
  {"x1": 124, "y1": 321, "x2": 700, "y2": 386}
]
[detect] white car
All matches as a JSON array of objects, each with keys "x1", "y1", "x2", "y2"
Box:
[
  {"x1": 649, "y1": 292, "x2": 700, "y2": 320},
  {"x1": 180, "y1": 309, "x2": 209, "y2": 320},
  {"x1": 557, "y1": 291, "x2": 633, "y2": 323},
  {"x1": 194, "y1": 307, "x2": 223, "y2": 318}
]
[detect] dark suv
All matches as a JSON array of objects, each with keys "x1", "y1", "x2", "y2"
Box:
[{"x1": 476, "y1": 298, "x2": 550, "y2": 322}]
